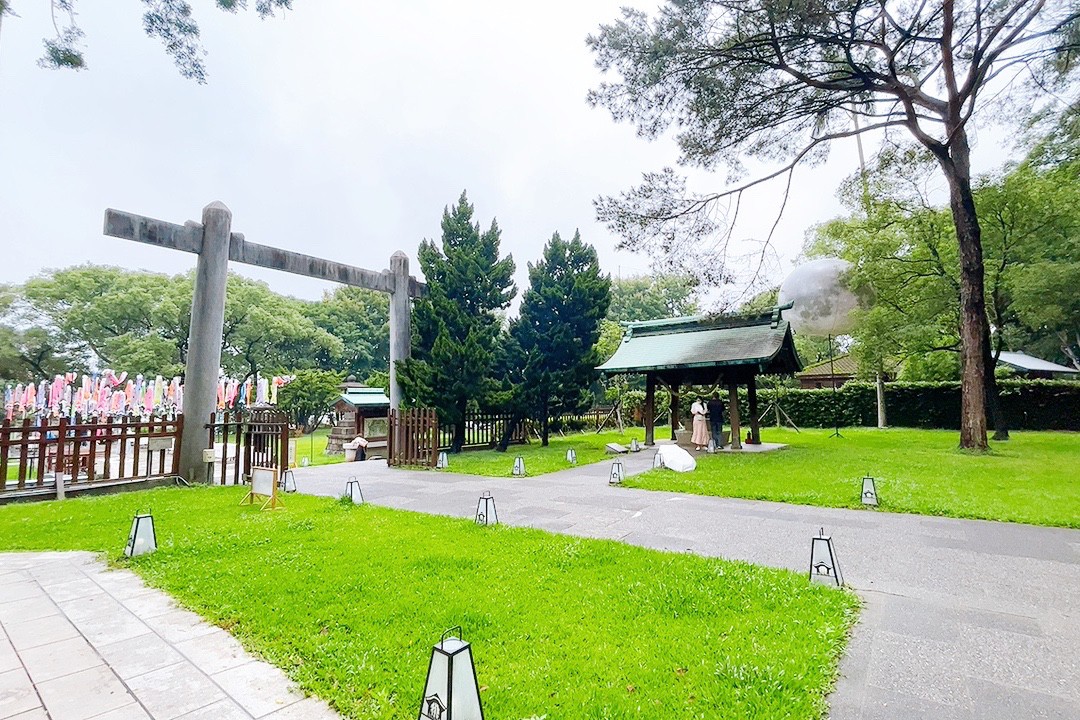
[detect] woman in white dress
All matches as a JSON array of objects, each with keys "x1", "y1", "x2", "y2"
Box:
[{"x1": 690, "y1": 396, "x2": 710, "y2": 450}]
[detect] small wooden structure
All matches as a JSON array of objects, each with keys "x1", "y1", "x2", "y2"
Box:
[
  {"x1": 796, "y1": 354, "x2": 859, "y2": 389},
  {"x1": 597, "y1": 308, "x2": 801, "y2": 449},
  {"x1": 328, "y1": 383, "x2": 391, "y2": 454}
]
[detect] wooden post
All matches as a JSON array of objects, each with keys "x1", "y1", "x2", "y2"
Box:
[
  {"x1": 644, "y1": 374, "x2": 656, "y2": 446},
  {"x1": 670, "y1": 382, "x2": 681, "y2": 441},
  {"x1": 727, "y1": 382, "x2": 742, "y2": 450},
  {"x1": 748, "y1": 375, "x2": 761, "y2": 445},
  {"x1": 55, "y1": 418, "x2": 68, "y2": 499}
]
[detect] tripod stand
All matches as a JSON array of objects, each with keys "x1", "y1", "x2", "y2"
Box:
[{"x1": 827, "y1": 334, "x2": 843, "y2": 438}]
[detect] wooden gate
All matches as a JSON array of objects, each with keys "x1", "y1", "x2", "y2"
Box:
[
  {"x1": 387, "y1": 408, "x2": 439, "y2": 467},
  {"x1": 206, "y1": 410, "x2": 290, "y2": 485}
]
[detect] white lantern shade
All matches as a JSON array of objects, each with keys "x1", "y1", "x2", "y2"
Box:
[
  {"x1": 512, "y1": 456, "x2": 525, "y2": 476},
  {"x1": 437, "y1": 452, "x2": 449, "y2": 469},
  {"x1": 565, "y1": 448, "x2": 576, "y2": 465},
  {"x1": 652, "y1": 451, "x2": 665, "y2": 469},
  {"x1": 474, "y1": 492, "x2": 498, "y2": 526},
  {"x1": 419, "y1": 631, "x2": 484, "y2": 720},
  {"x1": 778, "y1": 258, "x2": 859, "y2": 337},
  {"x1": 609, "y1": 460, "x2": 624, "y2": 485},
  {"x1": 124, "y1": 513, "x2": 156, "y2": 557},
  {"x1": 345, "y1": 479, "x2": 364, "y2": 505},
  {"x1": 861, "y1": 476, "x2": 878, "y2": 506},
  {"x1": 630, "y1": 438, "x2": 640, "y2": 452},
  {"x1": 809, "y1": 531, "x2": 844, "y2": 586}
]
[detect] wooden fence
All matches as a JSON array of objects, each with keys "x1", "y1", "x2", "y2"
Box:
[
  {"x1": 0, "y1": 415, "x2": 183, "y2": 496},
  {"x1": 437, "y1": 412, "x2": 528, "y2": 450},
  {"x1": 206, "y1": 410, "x2": 290, "y2": 485},
  {"x1": 388, "y1": 408, "x2": 439, "y2": 467}
]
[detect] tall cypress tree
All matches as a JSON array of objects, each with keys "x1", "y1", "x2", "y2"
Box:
[
  {"x1": 512, "y1": 231, "x2": 611, "y2": 445},
  {"x1": 398, "y1": 192, "x2": 516, "y2": 452}
]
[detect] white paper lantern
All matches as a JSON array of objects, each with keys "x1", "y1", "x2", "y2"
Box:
[
  {"x1": 474, "y1": 491, "x2": 498, "y2": 526},
  {"x1": 778, "y1": 258, "x2": 858, "y2": 337},
  {"x1": 861, "y1": 476, "x2": 879, "y2": 506},
  {"x1": 809, "y1": 528, "x2": 844, "y2": 587},
  {"x1": 345, "y1": 478, "x2": 364, "y2": 505},
  {"x1": 565, "y1": 448, "x2": 576, "y2": 465},
  {"x1": 437, "y1": 452, "x2": 449, "y2": 469},
  {"x1": 418, "y1": 627, "x2": 484, "y2": 720},
  {"x1": 609, "y1": 460, "x2": 625, "y2": 485},
  {"x1": 124, "y1": 512, "x2": 156, "y2": 557},
  {"x1": 511, "y1": 456, "x2": 526, "y2": 476}
]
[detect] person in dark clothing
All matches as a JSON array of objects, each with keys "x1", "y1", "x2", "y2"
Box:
[{"x1": 706, "y1": 392, "x2": 726, "y2": 448}]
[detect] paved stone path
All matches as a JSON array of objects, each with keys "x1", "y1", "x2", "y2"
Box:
[
  {"x1": 0, "y1": 552, "x2": 339, "y2": 720},
  {"x1": 294, "y1": 448, "x2": 1080, "y2": 720}
]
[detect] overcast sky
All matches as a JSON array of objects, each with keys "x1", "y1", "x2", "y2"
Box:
[{"x1": 0, "y1": 1, "x2": 1016, "y2": 307}]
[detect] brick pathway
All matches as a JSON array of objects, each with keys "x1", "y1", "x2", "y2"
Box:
[{"x1": 0, "y1": 552, "x2": 339, "y2": 720}]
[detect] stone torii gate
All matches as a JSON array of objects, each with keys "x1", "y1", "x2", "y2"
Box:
[{"x1": 103, "y1": 201, "x2": 425, "y2": 485}]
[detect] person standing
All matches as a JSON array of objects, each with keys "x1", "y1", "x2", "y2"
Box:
[
  {"x1": 707, "y1": 392, "x2": 725, "y2": 448},
  {"x1": 690, "y1": 396, "x2": 709, "y2": 450}
]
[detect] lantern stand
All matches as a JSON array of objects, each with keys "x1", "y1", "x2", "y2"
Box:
[
  {"x1": 124, "y1": 510, "x2": 157, "y2": 558},
  {"x1": 437, "y1": 451, "x2": 449, "y2": 469},
  {"x1": 511, "y1": 456, "x2": 526, "y2": 476},
  {"x1": 280, "y1": 469, "x2": 297, "y2": 493},
  {"x1": 345, "y1": 477, "x2": 364, "y2": 505},
  {"x1": 565, "y1": 448, "x2": 576, "y2": 465},
  {"x1": 629, "y1": 438, "x2": 641, "y2": 453},
  {"x1": 475, "y1": 491, "x2": 498, "y2": 526},
  {"x1": 652, "y1": 451, "x2": 665, "y2": 469},
  {"x1": 861, "y1": 475, "x2": 878, "y2": 506},
  {"x1": 809, "y1": 527, "x2": 844, "y2": 587},
  {"x1": 609, "y1": 459, "x2": 625, "y2": 485},
  {"x1": 418, "y1": 626, "x2": 485, "y2": 720}
]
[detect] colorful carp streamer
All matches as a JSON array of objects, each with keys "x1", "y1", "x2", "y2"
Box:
[{"x1": 3, "y1": 371, "x2": 291, "y2": 421}]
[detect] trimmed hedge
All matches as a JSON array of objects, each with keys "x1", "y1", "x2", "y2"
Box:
[{"x1": 740, "y1": 380, "x2": 1080, "y2": 431}]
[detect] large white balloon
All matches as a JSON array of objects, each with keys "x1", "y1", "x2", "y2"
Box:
[{"x1": 778, "y1": 258, "x2": 858, "y2": 337}]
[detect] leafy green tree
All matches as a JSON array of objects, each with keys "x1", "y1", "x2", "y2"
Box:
[
  {"x1": 398, "y1": 192, "x2": 516, "y2": 452},
  {"x1": 276, "y1": 369, "x2": 341, "y2": 433},
  {"x1": 512, "y1": 231, "x2": 611, "y2": 446},
  {"x1": 0, "y1": 0, "x2": 293, "y2": 82},
  {"x1": 589, "y1": 0, "x2": 1080, "y2": 449},
  {"x1": 607, "y1": 274, "x2": 698, "y2": 323},
  {"x1": 301, "y1": 286, "x2": 389, "y2": 378}
]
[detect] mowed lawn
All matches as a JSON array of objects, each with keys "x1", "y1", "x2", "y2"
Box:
[
  {"x1": 626, "y1": 428, "x2": 1080, "y2": 528},
  {"x1": 438, "y1": 429, "x2": 646, "y2": 477},
  {"x1": 0, "y1": 486, "x2": 858, "y2": 720}
]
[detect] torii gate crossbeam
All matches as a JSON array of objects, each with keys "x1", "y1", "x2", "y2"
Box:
[{"x1": 103, "y1": 202, "x2": 424, "y2": 485}]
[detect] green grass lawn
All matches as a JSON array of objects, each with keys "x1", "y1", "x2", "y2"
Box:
[
  {"x1": 626, "y1": 428, "x2": 1080, "y2": 528},
  {"x1": 0, "y1": 486, "x2": 858, "y2": 719},
  {"x1": 438, "y1": 428, "x2": 647, "y2": 477}
]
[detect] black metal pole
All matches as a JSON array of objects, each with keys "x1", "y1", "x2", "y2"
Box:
[{"x1": 829, "y1": 334, "x2": 842, "y2": 438}]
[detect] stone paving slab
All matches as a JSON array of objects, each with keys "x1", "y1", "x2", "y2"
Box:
[
  {"x1": 295, "y1": 446, "x2": 1080, "y2": 719},
  {"x1": 0, "y1": 552, "x2": 341, "y2": 720}
]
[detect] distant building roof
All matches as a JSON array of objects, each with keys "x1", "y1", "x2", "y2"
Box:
[
  {"x1": 597, "y1": 309, "x2": 801, "y2": 376},
  {"x1": 998, "y1": 351, "x2": 1079, "y2": 375},
  {"x1": 796, "y1": 354, "x2": 860, "y2": 378},
  {"x1": 338, "y1": 386, "x2": 391, "y2": 409}
]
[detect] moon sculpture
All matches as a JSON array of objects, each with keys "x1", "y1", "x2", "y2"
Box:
[{"x1": 778, "y1": 258, "x2": 858, "y2": 337}]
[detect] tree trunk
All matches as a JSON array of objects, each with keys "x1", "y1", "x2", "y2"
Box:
[
  {"x1": 983, "y1": 318, "x2": 1008, "y2": 441},
  {"x1": 541, "y1": 399, "x2": 550, "y2": 446},
  {"x1": 939, "y1": 133, "x2": 989, "y2": 450},
  {"x1": 875, "y1": 372, "x2": 887, "y2": 428},
  {"x1": 451, "y1": 401, "x2": 466, "y2": 453},
  {"x1": 496, "y1": 412, "x2": 523, "y2": 452}
]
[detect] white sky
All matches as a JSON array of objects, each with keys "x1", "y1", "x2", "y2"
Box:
[{"x1": 0, "y1": 1, "x2": 1016, "y2": 307}]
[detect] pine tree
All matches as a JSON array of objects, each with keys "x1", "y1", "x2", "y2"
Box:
[
  {"x1": 398, "y1": 192, "x2": 516, "y2": 452},
  {"x1": 512, "y1": 231, "x2": 611, "y2": 445}
]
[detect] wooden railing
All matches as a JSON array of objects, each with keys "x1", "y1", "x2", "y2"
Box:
[
  {"x1": 437, "y1": 412, "x2": 528, "y2": 450},
  {"x1": 0, "y1": 416, "x2": 183, "y2": 495},
  {"x1": 388, "y1": 408, "x2": 439, "y2": 467},
  {"x1": 206, "y1": 410, "x2": 290, "y2": 485}
]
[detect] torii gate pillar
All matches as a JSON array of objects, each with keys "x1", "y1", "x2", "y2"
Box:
[
  {"x1": 388, "y1": 251, "x2": 411, "y2": 410},
  {"x1": 178, "y1": 202, "x2": 233, "y2": 485}
]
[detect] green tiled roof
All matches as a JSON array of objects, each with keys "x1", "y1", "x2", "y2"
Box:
[
  {"x1": 339, "y1": 387, "x2": 390, "y2": 408},
  {"x1": 597, "y1": 312, "x2": 800, "y2": 374},
  {"x1": 796, "y1": 354, "x2": 859, "y2": 378}
]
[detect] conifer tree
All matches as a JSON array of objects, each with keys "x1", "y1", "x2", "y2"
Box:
[
  {"x1": 512, "y1": 231, "x2": 611, "y2": 446},
  {"x1": 398, "y1": 192, "x2": 516, "y2": 452}
]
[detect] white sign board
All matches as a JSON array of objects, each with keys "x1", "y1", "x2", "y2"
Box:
[{"x1": 243, "y1": 466, "x2": 282, "y2": 510}]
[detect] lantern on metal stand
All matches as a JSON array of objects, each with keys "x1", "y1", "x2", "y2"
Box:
[
  {"x1": 124, "y1": 510, "x2": 157, "y2": 557},
  {"x1": 417, "y1": 626, "x2": 485, "y2": 720},
  {"x1": 861, "y1": 475, "x2": 878, "y2": 506},
  {"x1": 475, "y1": 491, "x2": 498, "y2": 526},
  {"x1": 609, "y1": 459, "x2": 625, "y2": 485},
  {"x1": 345, "y1": 477, "x2": 364, "y2": 505},
  {"x1": 809, "y1": 528, "x2": 844, "y2": 587},
  {"x1": 511, "y1": 456, "x2": 526, "y2": 476}
]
